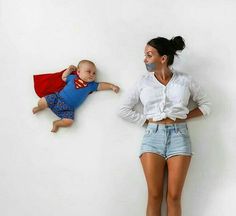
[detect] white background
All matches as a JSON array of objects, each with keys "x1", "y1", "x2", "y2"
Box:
[{"x1": 1, "y1": 0, "x2": 236, "y2": 215}]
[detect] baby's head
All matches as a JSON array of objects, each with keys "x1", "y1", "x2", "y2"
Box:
[{"x1": 77, "y1": 60, "x2": 96, "y2": 82}]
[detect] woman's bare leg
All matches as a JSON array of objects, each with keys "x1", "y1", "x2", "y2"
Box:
[
  {"x1": 51, "y1": 118, "x2": 74, "y2": 133},
  {"x1": 32, "y1": 97, "x2": 48, "y2": 114},
  {"x1": 140, "y1": 153, "x2": 166, "y2": 216},
  {"x1": 166, "y1": 156, "x2": 191, "y2": 216}
]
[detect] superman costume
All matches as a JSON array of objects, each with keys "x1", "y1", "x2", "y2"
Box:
[
  {"x1": 33, "y1": 69, "x2": 74, "y2": 97},
  {"x1": 33, "y1": 70, "x2": 99, "y2": 119},
  {"x1": 58, "y1": 75, "x2": 98, "y2": 108}
]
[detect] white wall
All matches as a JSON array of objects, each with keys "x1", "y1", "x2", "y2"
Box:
[{"x1": 1, "y1": 0, "x2": 236, "y2": 215}]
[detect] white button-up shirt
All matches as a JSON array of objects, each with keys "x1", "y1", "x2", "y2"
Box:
[{"x1": 119, "y1": 70, "x2": 211, "y2": 126}]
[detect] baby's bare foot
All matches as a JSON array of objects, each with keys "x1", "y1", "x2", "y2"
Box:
[
  {"x1": 32, "y1": 107, "x2": 40, "y2": 114},
  {"x1": 51, "y1": 121, "x2": 59, "y2": 133}
]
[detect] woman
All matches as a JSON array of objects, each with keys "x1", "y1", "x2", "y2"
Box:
[{"x1": 119, "y1": 36, "x2": 211, "y2": 216}]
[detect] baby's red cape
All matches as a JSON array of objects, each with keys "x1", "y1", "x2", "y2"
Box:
[{"x1": 33, "y1": 69, "x2": 77, "y2": 97}]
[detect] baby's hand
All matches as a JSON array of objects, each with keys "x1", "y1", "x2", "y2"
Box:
[
  {"x1": 68, "y1": 65, "x2": 77, "y2": 72},
  {"x1": 112, "y1": 85, "x2": 120, "y2": 93}
]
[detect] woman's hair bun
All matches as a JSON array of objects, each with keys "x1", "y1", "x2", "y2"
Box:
[{"x1": 170, "y1": 36, "x2": 185, "y2": 52}]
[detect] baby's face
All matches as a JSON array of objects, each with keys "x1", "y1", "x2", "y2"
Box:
[{"x1": 77, "y1": 63, "x2": 96, "y2": 82}]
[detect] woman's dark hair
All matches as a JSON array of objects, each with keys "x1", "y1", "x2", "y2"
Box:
[{"x1": 147, "y1": 36, "x2": 185, "y2": 66}]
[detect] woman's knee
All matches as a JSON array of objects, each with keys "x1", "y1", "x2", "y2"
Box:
[
  {"x1": 148, "y1": 190, "x2": 163, "y2": 203},
  {"x1": 167, "y1": 191, "x2": 181, "y2": 204}
]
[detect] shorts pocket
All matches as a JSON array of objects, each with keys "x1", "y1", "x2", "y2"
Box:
[
  {"x1": 144, "y1": 126, "x2": 157, "y2": 136},
  {"x1": 177, "y1": 127, "x2": 189, "y2": 137}
]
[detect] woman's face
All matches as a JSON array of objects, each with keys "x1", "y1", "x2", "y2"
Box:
[
  {"x1": 144, "y1": 45, "x2": 168, "y2": 71},
  {"x1": 144, "y1": 45, "x2": 161, "y2": 64}
]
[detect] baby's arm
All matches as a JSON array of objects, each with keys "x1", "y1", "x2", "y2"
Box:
[
  {"x1": 97, "y1": 82, "x2": 120, "y2": 93},
  {"x1": 62, "y1": 65, "x2": 77, "y2": 82}
]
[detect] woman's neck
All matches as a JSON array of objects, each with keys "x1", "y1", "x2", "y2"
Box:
[{"x1": 154, "y1": 67, "x2": 173, "y2": 81}]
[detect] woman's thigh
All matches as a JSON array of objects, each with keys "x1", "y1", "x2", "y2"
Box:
[
  {"x1": 140, "y1": 153, "x2": 166, "y2": 196},
  {"x1": 167, "y1": 155, "x2": 191, "y2": 198}
]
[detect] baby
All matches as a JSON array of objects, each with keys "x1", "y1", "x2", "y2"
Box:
[{"x1": 33, "y1": 60, "x2": 120, "y2": 132}]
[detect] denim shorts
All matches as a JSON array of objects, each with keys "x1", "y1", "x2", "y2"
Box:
[
  {"x1": 139, "y1": 122, "x2": 192, "y2": 160},
  {"x1": 45, "y1": 93, "x2": 75, "y2": 120}
]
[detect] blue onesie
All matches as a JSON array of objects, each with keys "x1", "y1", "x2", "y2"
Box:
[{"x1": 45, "y1": 75, "x2": 99, "y2": 120}]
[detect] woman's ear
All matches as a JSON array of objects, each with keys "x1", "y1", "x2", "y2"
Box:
[{"x1": 161, "y1": 55, "x2": 168, "y2": 64}]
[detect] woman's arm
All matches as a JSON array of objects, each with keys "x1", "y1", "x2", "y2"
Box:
[
  {"x1": 186, "y1": 107, "x2": 204, "y2": 120},
  {"x1": 189, "y1": 76, "x2": 211, "y2": 117},
  {"x1": 97, "y1": 82, "x2": 120, "y2": 93},
  {"x1": 118, "y1": 79, "x2": 146, "y2": 127},
  {"x1": 62, "y1": 65, "x2": 77, "y2": 82}
]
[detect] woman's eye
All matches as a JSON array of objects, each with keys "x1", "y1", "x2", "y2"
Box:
[{"x1": 145, "y1": 55, "x2": 152, "y2": 58}]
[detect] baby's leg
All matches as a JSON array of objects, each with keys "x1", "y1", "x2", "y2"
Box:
[
  {"x1": 51, "y1": 118, "x2": 74, "y2": 133},
  {"x1": 33, "y1": 97, "x2": 48, "y2": 114}
]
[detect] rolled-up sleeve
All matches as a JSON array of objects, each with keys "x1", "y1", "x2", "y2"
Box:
[
  {"x1": 189, "y1": 76, "x2": 211, "y2": 116},
  {"x1": 118, "y1": 79, "x2": 146, "y2": 127}
]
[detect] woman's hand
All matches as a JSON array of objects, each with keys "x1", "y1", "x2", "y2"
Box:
[{"x1": 186, "y1": 108, "x2": 204, "y2": 120}]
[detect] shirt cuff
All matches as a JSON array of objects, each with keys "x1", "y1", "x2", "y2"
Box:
[
  {"x1": 199, "y1": 105, "x2": 211, "y2": 117},
  {"x1": 137, "y1": 115, "x2": 147, "y2": 127}
]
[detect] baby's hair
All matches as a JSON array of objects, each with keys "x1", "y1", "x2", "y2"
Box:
[{"x1": 77, "y1": 60, "x2": 96, "y2": 68}]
